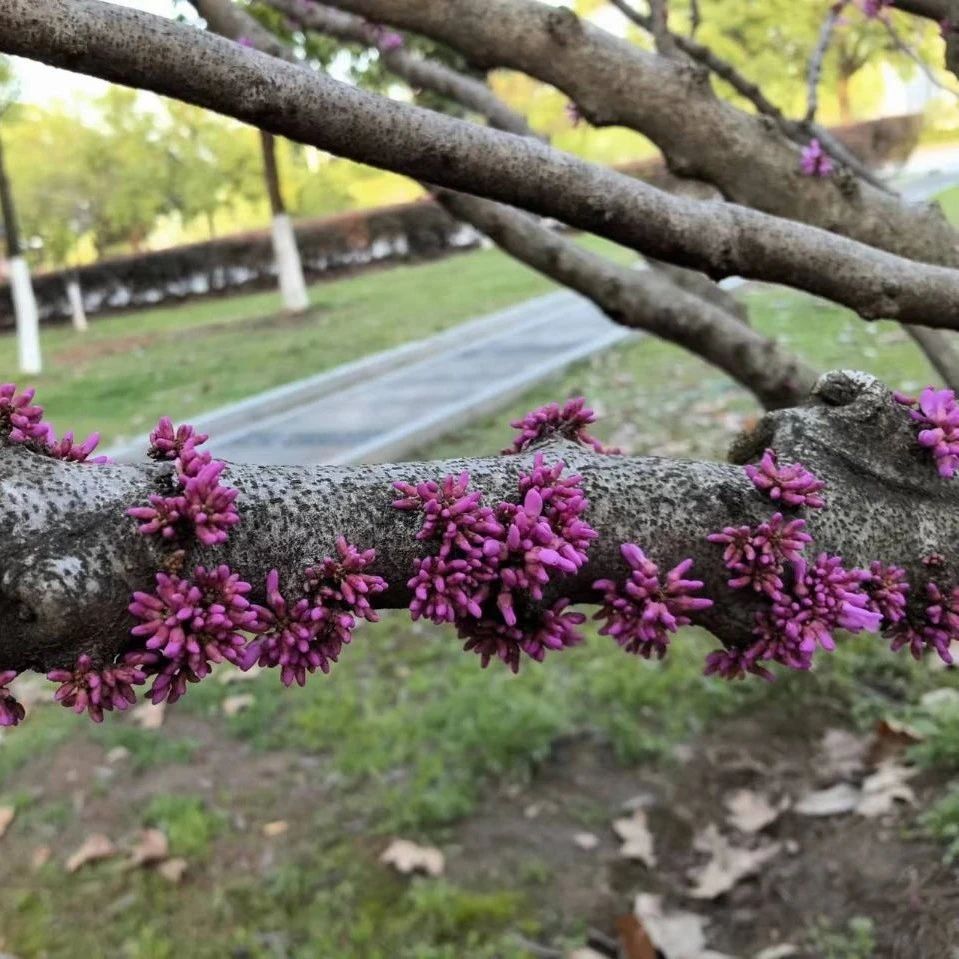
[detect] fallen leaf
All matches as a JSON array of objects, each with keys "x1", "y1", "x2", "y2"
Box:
[
  {"x1": 866, "y1": 718, "x2": 924, "y2": 766},
  {"x1": 105, "y1": 746, "x2": 130, "y2": 764},
  {"x1": 572, "y1": 832, "x2": 599, "y2": 851},
  {"x1": 157, "y1": 857, "x2": 188, "y2": 884},
  {"x1": 0, "y1": 806, "x2": 14, "y2": 840},
  {"x1": 633, "y1": 893, "x2": 735, "y2": 958},
  {"x1": 817, "y1": 728, "x2": 868, "y2": 780},
  {"x1": 66, "y1": 833, "x2": 117, "y2": 873},
  {"x1": 31, "y1": 845, "x2": 51, "y2": 870},
  {"x1": 856, "y1": 761, "x2": 916, "y2": 818},
  {"x1": 566, "y1": 950, "x2": 608, "y2": 959},
  {"x1": 379, "y1": 839, "x2": 445, "y2": 877},
  {"x1": 794, "y1": 782, "x2": 860, "y2": 817},
  {"x1": 754, "y1": 946, "x2": 800, "y2": 959},
  {"x1": 613, "y1": 809, "x2": 657, "y2": 867},
  {"x1": 725, "y1": 790, "x2": 788, "y2": 834},
  {"x1": 130, "y1": 700, "x2": 166, "y2": 730},
  {"x1": 615, "y1": 913, "x2": 657, "y2": 959},
  {"x1": 222, "y1": 694, "x2": 255, "y2": 717},
  {"x1": 262, "y1": 820, "x2": 288, "y2": 838},
  {"x1": 687, "y1": 824, "x2": 780, "y2": 899},
  {"x1": 128, "y1": 828, "x2": 169, "y2": 867}
]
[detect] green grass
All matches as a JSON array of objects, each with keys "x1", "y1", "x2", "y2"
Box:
[
  {"x1": 920, "y1": 785, "x2": 959, "y2": 863},
  {"x1": 143, "y1": 794, "x2": 226, "y2": 859},
  {"x1": 806, "y1": 917, "x2": 877, "y2": 959},
  {"x1": 935, "y1": 184, "x2": 959, "y2": 224},
  {"x1": 0, "y1": 236, "x2": 629, "y2": 446}
]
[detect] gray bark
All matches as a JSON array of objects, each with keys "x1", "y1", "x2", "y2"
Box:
[{"x1": 3, "y1": 0, "x2": 959, "y2": 329}]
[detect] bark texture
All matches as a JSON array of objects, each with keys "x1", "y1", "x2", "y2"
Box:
[
  {"x1": 4, "y1": 0, "x2": 959, "y2": 328},
  {"x1": 1, "y1": 371, "x2": 956, "y2": 676}
]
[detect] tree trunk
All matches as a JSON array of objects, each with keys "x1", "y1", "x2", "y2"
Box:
[
  {"x1": 260, "y1": 129, "x2": 309, "y2": 313},
  {"x1": 67, "y1": 274, "x2": 88, "y2": 332},
  {"x1": 0, "y1": 130, "x2": 41, "y2": 374},
  {"x1": 837, "y1": 73, "x2": 853, "y2": 124}
]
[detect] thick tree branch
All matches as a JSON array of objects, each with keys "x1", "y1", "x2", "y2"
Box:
[
  {"x1": 324, "y1": 0, "x2": 959, "y2": 270},
  {"x1": 4, "y1": 0, "x2": 959, "y2": 329},
  {"x1": 434, "y1": 189, "x2": 817, "y2": 408},
  {"x1": 1, "y1": 371, "x2": 955, "y2": 676}
]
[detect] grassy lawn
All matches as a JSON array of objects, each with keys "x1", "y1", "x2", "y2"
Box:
[
  {"x1": 0, "y1": 236, "x2": 630, "y2": 447},
  {"x1": 1, "y1": 255, "x2": 959, "y2": 955}
]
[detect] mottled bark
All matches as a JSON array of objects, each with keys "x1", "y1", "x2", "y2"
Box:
[
  {"x1": 1, "y1": 371, "x2": 955, "y2": 676},
  {"x1": 4, "y1": 0, "x2": 959, "y2": 329},
  {"x1": 434, "y1": 189, "x2": 816, "y2": 409}
]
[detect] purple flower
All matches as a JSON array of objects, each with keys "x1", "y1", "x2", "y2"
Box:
[
  {"x1": 0, "y1": 671, "x2": 25, "y2": 727},
  {"x1": 800, "y1": 139, "x2": 834, "y2": 178},
  {"x1": 128, "y1": 566, "x2": 261, "y2": 703},
  {"x1": 863, "y1": 561, "x2": 909, "y2": 625},
  {"x1": 708, "y1": 513, "x2": 811, "y2": 598},
  {"x1": 47, "y1": 654, "x2": 146, "y2": 723},
  {"x1": 745, "y1": 449, "x2": 826, "y2": 508},
  {"x1": 254, "y1": 569, "x2": 329, "y2": 687},
  {"x1": 0, "y1": 383, "x2": 48, "y2": 445},
  {"x1": 861, "y1": 0, "x2": 890, "y2": 17},
  {"x1": 365, "y1": 22, "x2": 405, "y2": 52},
  {"x1": 565, "y1": 101, "x2": 582, "y2": 127},
  {"x1": 504, "y1": 397, "x2": 619, "y2": 455},
  {"x1": 923, "y1": 581, "x2": 959, "y2": 664},
  {"x1": 236, "y1": 36, "x2": 255, "y2": 48},
  {"x1": 703, "y1": 645, "x2": 774, "y2": 682},
  {"x1": 594, "y1": 545, "x2": 713, "y2": 659},
  {"x1": 149, "y1": 417, "x2": 208, "y2": 462},
  {"x1": 46, "y1": 430, "x2": 108, "y2": 464},
  {"x1": 896, "y1": 386, "x2": 959, "y2": 478},
  {"x1": 127, "y1": 494, "x2": 188, "y2": 541}
]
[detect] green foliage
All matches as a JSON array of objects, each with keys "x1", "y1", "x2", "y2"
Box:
[
  {"x1": 87, "y1": 723, "x2": 198, "y2": 772},
  {"x1": 920, "y1": 784, "x2": 959, "y2": 863},
  {"x1": 143, "y1": 794, "x2": 225, "y2": 858},
  {"x1": 807, "y1": 916, "x2": 877, "y2": 959}
]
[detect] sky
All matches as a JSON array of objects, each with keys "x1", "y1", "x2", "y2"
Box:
[{"x1": 13, "y1": 0, "x2": 180, "y2": 105}]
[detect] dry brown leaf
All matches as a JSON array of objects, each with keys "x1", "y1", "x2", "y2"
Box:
[
  {"x1": 262, "y1": 820, "x2": 289, "y2": 838},
  {"x1": 572, "y1": 832, "x2": 599, "y2": 851},
  {"x1": 612, "y1": 809, "x2": 657, "y2": 867},
  {"x1": 615, "y1": 913, "x2": 657, "y2": 959},
  {"x1": 724, "y1": 790, "x2": 788, "y2": 834},
  {"x1": 866, "y1": 718, "x2": 924, "y2": 766},
  {"x1": 31, "y1": 845, "x2": 51, "y2": 871},
  {"x1": 0, "y1": 806, "x2": 14, "y2": 840},
  {"x1": 633, "y1": 893, "x2": 735, "y2": 958},
  {"x1": 128, "y1": 828, "x2": 169, "y2": 867},
  {"x1": 754, "y1": 946, "x2": 800, "y2": 959},
  {"x1": 687, "y1": 824, "x2": 780, "y2": 900},
  {"x1": 379, "y1": 838, "x2": 445, "y2": 877},
  {"x1": 856, "y1": 761, "x2": 916, "y2": 818},
  {"x1": 817, "y1": 728, "x2": 868, "y2": 780},
  {"x1": 66, "y1": 833, "x2": 117, "y2": 873},
  {"x1": 222, "y1": 694, "x2": 255, "y2": 717},
  {"x1": 158, "y1": 857, "x2": 188, "y2": 884},
  {"x1": 794, "y1": 782, "x2": 860, "y2": 817},
  {"x1": 106, "y1": 746, "x2": 130, "y2": 764},
  {"x1": 130, "y1": 700, "x2": 166, "y2": 730}
]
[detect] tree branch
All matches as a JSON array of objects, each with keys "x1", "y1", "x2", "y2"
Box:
[
  {"x1": 4, "y1": 0, "x2": 959, "y2": 328},
  {"x1": 806, "y1": 2, "x2": 844, "y2": 124}
]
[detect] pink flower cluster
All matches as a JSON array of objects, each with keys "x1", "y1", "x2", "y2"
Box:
[
  {"x1": 0, "y1": 671, "x2": 25, "y2": 727},
  {"x1": 128, "y1": 418, "x2": 239, "y2": 547},
  {"x1": 745, "y1": 449, "x2": 825, "y2": 508},
  {"x1": 128, "y1": 565, "x2": 263, "y2": 704},
  {"x1": 860, "y1": 0, "x2": 890, "y2": 17},
  {"x1": 253, "y1": 538, "x2": 387, "y2": 687},
  {"x1": 800, "y1": 139, "x2": 834, "y2": 178},
  {"x1": 48, "y1": 654, "x2": 146, "y2": 723},
  {"x1": 889, "y1": 580, "x2": 959, "y2": 665},
  {"x1": 894, "y1": 387, "x2": 959, "y2": 479},
  {"x1": 394, "y1": 454, "x2": 596, "y2": 672},
  {"x1": 365, "y1": 22, "x2": 404, "y2": 52},
  {"x1": 504, "y1": 397, "x2": 618, "y2": 455},
  {"x1": 593, "y1": 545, "x2": 712, "y2": 660},
  {"x1": 0, "y1": 383, "x2": 105, "y2": 463}
]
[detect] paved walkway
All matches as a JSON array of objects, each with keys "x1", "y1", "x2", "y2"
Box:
[{"x1": 111, "y1": 290, "x2": 631, "y2": 466}]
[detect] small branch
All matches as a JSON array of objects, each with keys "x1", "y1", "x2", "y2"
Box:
[
  {"x1": 688, "y1": 0, "x2": 701, "y2": 38},
  {"x1": 806, "y1": 2, "x2": 846, "y2": 124},
  {"x1": 878, "y1": 11, "x2": 959, "y2": 100},
  {"x1": 648, "y1": 0, "x2": 677, "y2": 56}
]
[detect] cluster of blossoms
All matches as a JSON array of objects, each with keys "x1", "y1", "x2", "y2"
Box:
[
  {"x1": 859, "y1": 0, "x2": 891, "y2": 17},
  {"x1": 799, "y1": 139, "x2": 835, "y2": 178},
  {"x1": 706, "y1": 452, "x2": 893, "y2": 679},
  {"x1": 48, "y1": 654, "x2": 147, "y2": 723},
  {"x1": 127, "y1": 418, "x2": 239, "y2": 547},
  {"x1": 0, "y1": 383, "x2": 105, "y2": 463},
  {"x1": 888, "y1": 580, "x2": 959, "y2": 665},
  {"x1": 364, "y1": 22, "x2": 404, "y2": 52},
  {"x1": 250, "y1": 538, "x2": 387, "y2": 687},
  {"x1": 0, "y1": 672, "x2": 25, "y2": 727},
  {"x1": 394, "y1": 453, "x2": 596, "y2": 672},
  {"x1": 504, "y1": 397, "x2": 618, "y2": 455},
  {"x1": 894, "y1": 386, "x2": 959, "y2": 479},
  {"x1": 593, "y1": 545, "x2": 712, "y2": 660}
]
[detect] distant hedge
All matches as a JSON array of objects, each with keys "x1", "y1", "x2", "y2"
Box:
[{"x1": 0, "y1": 114, "x2": 923, "y2": 330}]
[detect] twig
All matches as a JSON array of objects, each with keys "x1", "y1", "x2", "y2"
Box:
[
  {"x1": 806, "y1": 2, "x2": 847, "y2": 124},
  {"x1": 648, "y1": 0, "x2": 677, "y2": 56},
  {"x1": 879, "y1": 11, "x2": 959, "y2": 100},
  {"x1": 689, "y1": 0, "x2": 700, "y2": 37}
]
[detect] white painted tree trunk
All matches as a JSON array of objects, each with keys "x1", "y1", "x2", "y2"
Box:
[
  {"x1": 271, "y1": 213, "x2": 309, "y2": 313},
  {"x1": 66, "y1": 277, "x2": 88, "y2": 332},
  {"x1": 10, "y1": 256, "x2": 41, "y2": 374}
]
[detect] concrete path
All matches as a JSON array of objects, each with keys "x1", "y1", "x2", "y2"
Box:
[{"x1": 111, "y1": 289, "x2": 631, "y2": 466}]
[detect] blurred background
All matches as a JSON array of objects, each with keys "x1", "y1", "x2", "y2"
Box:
[{"x1": 2, "y1": 1, "x2": 959, "y2": 957}]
